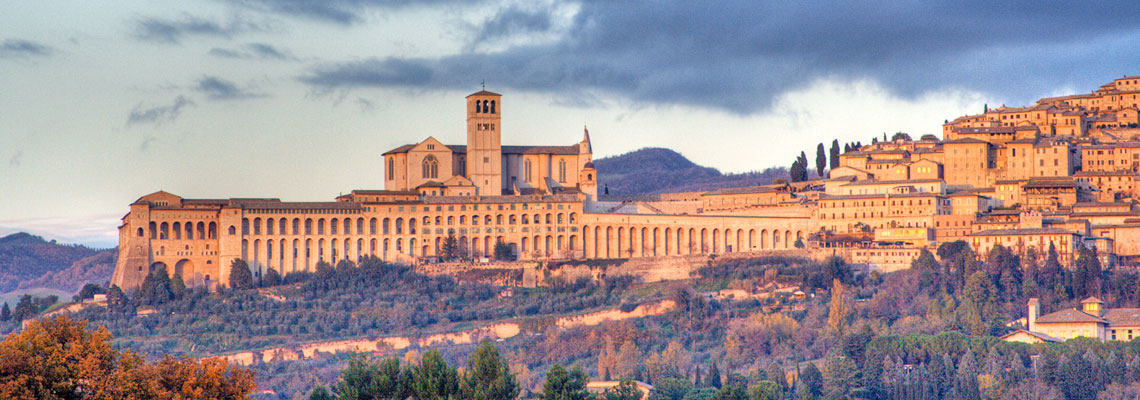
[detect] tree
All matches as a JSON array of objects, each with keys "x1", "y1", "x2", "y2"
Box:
[
  {"x1": 605, "y1": 378, "x2": 644, "y2": 400},
  {"x1": 798, "y1": 151, "x2": 809, "y2": 180},
  {"x1": 494, "y1": 240, "x2": 514, "y2": 261},
  {"x1": 1074, "y1": 245, "x2": 1102, "y2": 298},
  {"x1": 262, "y1": 268, "x2": 282, "y2": 287},
  {"x1": 413, "y1": 350, "x2": 459, "y2": 400},
  {"x1": 309, "y1": 385, "x2": 335, "y2": 400},
  {"x1": 0, "y1": 315, "x2": 255, "y2": 399},
  {"x1": 461, "y1": 340, "x2": 519, "y2": 400},
  {"x1": 891, "y1": 132, "x2": 912, "y2": 142},
  {"x1": 229, "y1": 258, "x2": 255, "y2": 289},
  {"x1": 705, "y1": 361, "x2": 722, "y2": 389},
  {"x1": 12, "y1": 294, "x2": 36, "y2": 320},
  {"x1": 0, "y1": 303, "x2": 8, "y2": 322},
  {"x1": 649, "y1": 378, "x2": 693, "y2": 400},
  {"x1": 77, "y1": 283, "x2": 105, "y2": 301},
  {"x1": 440, "y1": 232, "x2": 459, "y2": 261},
  {"x1": 334, "y1": 355, "x2": 409, "y2": 400},
  {"x1": 828, "y1": 280, "x2": 850, "y2": 335},
  {"x1": 797, "y1": 363, "x2": 823, "y2": 399},
  {"x1": 829, "y1": 140, "x2": 840, "y2": 170},
  {"x1": 541, "y1": 364, "x2": 590, "y2": 400},
  {"x1": 138, "y1": 265, "x2": 173, "y2": 305},
  {"x1": 789, "y1": 158, "x2": 806, "y2": 183},
  {"x1": 169, "y1": 273, "x2": 187, "y2": 300},
  {"x1": 815, "y1": 143, "x2": 827, "y2": 177},
  {"x1": 747, "y1": 381, "x2": 781, "y2": 400}
]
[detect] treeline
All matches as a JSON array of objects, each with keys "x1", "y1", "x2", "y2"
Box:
[
  {"x1": 0, "y1": 315, "x2": 254, "y2": 399},
  {"x1": 310, "y1": 340, "x2": 642, "y2": 400},
  {"x1": 54, "y1": 256, "x2": 633, "y2": 355}
]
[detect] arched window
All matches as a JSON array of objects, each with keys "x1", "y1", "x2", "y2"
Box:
[
  {"x1": 422, "y1": 155, "x2": 439, "y2": 179},
  {"x1": 524, "y1": 160, "x2": 532, "y2": 182},
  {"x1": 490, "y1": 100, "x2": 496, "y2": 114},
  {"x1": 558, "y1": 160, "x2": 566, "y2": 183},
  {"x1": 387, "y1": 157, "x2": 394, "y2": 180},
  {"x1": 228, "y1": 225, "x2": 236, "y2": 235}
]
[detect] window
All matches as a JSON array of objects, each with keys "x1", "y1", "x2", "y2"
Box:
[
  {"x1": 387, "y1": 158, "x2": 394, "y2": 180},
  {"x1": 422, "y1": 155, "x2": 439, "y2": 179},
  {"x1": 524, "y1": 160, "x2": 532, "y2": 182},
  {"x1": 558, "y1": 160, "x2": 566, "y2": 183}
]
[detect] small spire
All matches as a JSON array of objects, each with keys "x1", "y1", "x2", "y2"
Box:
[{"x1": 481, "y1": 80, "x2": 485, "y2": 90}]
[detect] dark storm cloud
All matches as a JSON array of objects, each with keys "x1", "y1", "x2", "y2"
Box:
[
  {"x1": 127, "y1": 96, "x2": 195, "y2": 125},
  {"x1": 133, "y1": 14, "x2": 264, "y2": 44},
  {"x1": 221, "y1": 0, "x2": 485, "y2": 25},
  {"x1": 195, "y1": 76, "x2": 263, "y2": 100},
  {"x1": 209, "y1": 43, "x2": 296, "y2": 60},
  {"x1": 0, "y1": 39, "x2": 53, "y2": 58},
  {"x1": 298, "y1": 0, "x2": 1140, "y2": 114}
]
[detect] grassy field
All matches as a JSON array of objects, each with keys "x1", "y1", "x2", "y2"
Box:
[{"x1": 0, "y1": 287, "x2": 72, "y2": 307}]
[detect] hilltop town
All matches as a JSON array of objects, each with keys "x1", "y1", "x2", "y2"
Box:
[{"x1": 109, "y1": 75, "x2": 1140, "y2": 291}]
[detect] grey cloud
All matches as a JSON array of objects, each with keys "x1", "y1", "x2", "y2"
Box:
[
  {"x1": 298, "y1": 1, "x2": 1140, "y2": 114},
  {"x1": 128, "y1": 96, "x2": 195, "y2": 125},
  {"x1": 221, "y1": 0, "x2": 484, "y2": 25},
  {"x1": 0, "y1": 39, "x2": 53, "y2": 58},
  {"x1": 209, "y1": 43, "x2": 296, "y2": 60},
  {"x1": 195, "y1": 76, "x2": 263, "y2": 100},
  {"x1": 208, "y1": 47, "x2": 245, "y2": 58},
  {"x1": 133, "y1": 14, "x2": 264, "y2": 44},
  {"x1": 474, "y1": 5, "x2": 553, "y2": 42}
]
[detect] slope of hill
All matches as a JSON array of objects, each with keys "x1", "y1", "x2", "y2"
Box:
[
  {"x1": 18, "y1": 250, "x2": 117, "y2": 293},
  {"x1": 0, "y1": 233, "x2": 105, "y2": 292},
  {"x1": 594, "y1": 147, "x2": 788, "y2": 195}
]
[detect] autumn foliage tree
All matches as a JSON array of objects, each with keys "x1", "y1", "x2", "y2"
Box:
[{"x1": 0, "y1": 315, "x2": 255, "y2": 399}]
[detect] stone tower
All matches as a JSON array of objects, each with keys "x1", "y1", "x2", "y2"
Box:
[{"x1": 466, "y1": 90, "x2": 502, "y2": 195}]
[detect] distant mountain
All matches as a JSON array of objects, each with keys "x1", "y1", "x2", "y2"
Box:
[
  {"x1": 594, "y1": 147, "x2": 789, "y2": 195},
  {"x1": 18, "y1": 250, "x2": 117, "y2": 293},
  {"x1": 0, "y1": 233, "x2": 107, "y2": 293}
]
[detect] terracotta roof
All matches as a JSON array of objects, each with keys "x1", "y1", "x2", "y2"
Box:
[
  {"x1": 466, "y1": 90, "x2": 501, "y2": 97},
  {"x1": 349, "y1": 190, "x2": 417, "y2": 195},
  {"x1": 842, "y1": 179, "x2": 942, "y2": 186},
  {"x1": 385, "y1": 143, "x2": 582, "y2": 156},
  {"x1": 1103, "y1": 308, "x2": 1140, "y2": 327},
  {"x1": 421, "y1": 194, "x2": 580, "y2": 204},
  {"x1": 999, "y1": 329, "x2": 1062, "y2": 343},
  {"x1": 239, "y1": 201, "x2": 363, "y2": 211},
  {"x1": 703, "y1": 186, "x2": 778, "y2": 196},
  {"x1": 952, "y1": 127, "x2": 1014, "y2": 134},
  {"x1": 967, "y1": 227, "x2": 1076, "y2": 236},
  {"x1": 1035, "y1": 308, "x2": 1105, "y2": 324},
  {"x1": 943, "y1": 138, "x2": 991, "y2": 144},
  {"x1": 1023, "y1": 179, "x2": 1076, "y2": 189}
]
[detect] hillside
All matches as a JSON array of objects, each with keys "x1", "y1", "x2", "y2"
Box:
[
  {"x1": 0, "y1": 233, "x2": 106, "y2": 292},
  {"x1": 17, "y1": 250, "x2": 117, "y2": 293},
  {"x1": 594, "y1": 147, "x2": 788, "y2": 195}
]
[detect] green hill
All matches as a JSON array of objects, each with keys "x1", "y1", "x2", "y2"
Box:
[
  {"x1": 594, "y1": 147, "x2": 788, "y2": 195},
  {"x1": 0, "y1": 233, "x2": 106, "y2": 292}
]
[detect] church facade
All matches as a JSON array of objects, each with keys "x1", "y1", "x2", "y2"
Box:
[
  {"x1": 111, "y1": 90, "x2": 813, "y2": 290},
  {"x1": 381, "y1": 91, "x2": 598, "y2": 198}
]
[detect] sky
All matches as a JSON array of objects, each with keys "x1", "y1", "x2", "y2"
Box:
[{"x1": 2, "y1": 1, "x2": 1139, "y2": 248}]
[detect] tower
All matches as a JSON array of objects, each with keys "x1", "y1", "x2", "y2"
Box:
[{"x1": 466, "y1": 90, "x2": 502, "y2": 195}]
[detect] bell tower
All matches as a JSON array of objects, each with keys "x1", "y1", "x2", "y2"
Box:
[{"x1": 466, "y1": 89, "x2": 503, "y2": 195}]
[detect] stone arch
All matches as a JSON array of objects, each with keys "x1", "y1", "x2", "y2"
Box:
[
  {"x1": 784, "y1": 231, "x2": 791, "y2": 249},
  {"x1": 748, "y1": 229, "x2": 756, "y2": 250},
  {"x1": 712, "y1": 229, "x2": 720, "y2": 253},
  {"x1": 209, "y1": 222, "x2": 217, "y2": 239},
  {"x1": 736, "y1": 229, "x2": 744, "y2": 253},
  {"x1": 175, "y1": 259, "x2": 194, "y2": 282},
  {"x1": 292, "y1": 239, "x2": 300, "y2": 273},
  {"x1": 149, "y1": 261, "x2": 167, "y2": 274},
  {"x1": 370, "y1": 218, "x2": 378, "y2": 235},
  {"x1": 173, "y1": 222, "x2": 182, "y2": 239},
  {"x1": 197, "y1": 222, "x2": 206, "y2": 239},
  {"x1": 569, "y1": 235, "x2": 577, "y2": 252},
  {"x1": 761, "y1": 229, "x2": 768, "y2": 249},
  {"x1": 305, "y1": 238, "x2": 313, "y2": 270},
  {"x1": 605, "y1": 226, "x2": 614, "y2": 258},
  {"x1": 773, "y1": 230, "x2": 780, "y2": 249}
]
